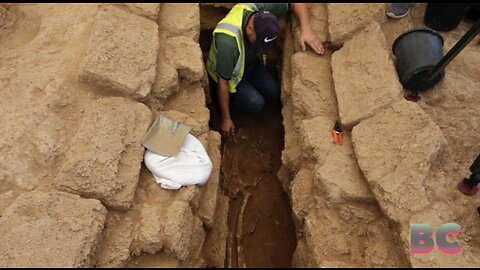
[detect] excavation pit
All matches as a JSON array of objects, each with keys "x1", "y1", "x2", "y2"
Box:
[{"x1": 199, "y1": 9, "x2": 297, "y2": 267}]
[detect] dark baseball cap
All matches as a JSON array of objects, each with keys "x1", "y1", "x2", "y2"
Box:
[{"x1": 253, "y1": 11, "x2": 279, "y2": 54}]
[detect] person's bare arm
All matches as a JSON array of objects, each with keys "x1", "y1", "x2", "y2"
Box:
[
  {"x1": 291, "y1": 3, "x2": 324, "y2": 55},
  {"x1": 218, "y1": 78, "x2": 235, "y2": 139}
]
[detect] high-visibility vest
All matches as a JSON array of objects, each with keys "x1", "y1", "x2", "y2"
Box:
[{"x1": 206, "y1": 3, "x2": 259, "y2": 93}]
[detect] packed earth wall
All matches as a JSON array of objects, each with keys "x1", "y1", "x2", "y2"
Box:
[
  {"x1": 0, "y1": 3, "x2": 227, "y2": 268},
  {"x1": 280, "y1": 3, "x2": 480, "y2": 268}
]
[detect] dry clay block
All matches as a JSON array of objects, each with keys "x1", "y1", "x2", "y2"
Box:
[
  {"x1": 297, "y1": 116, "x2": 374, "y2": 205},
  {"x1": 298, "y1": 116, "x2": 340, "y2": 166},
  {"x1": 290, "y1": 167, "x2": 315, "y2": 222},
  {"x1": 0, "y1": 4, "x2": 17, "y2": 35},
  {"x1": 163, "y1": 201, "x2": 205, "y2": 261},
  {"x1": 159, "y1": 3, "x2": 200, "y2": 42},
  {"x1": 302, "y1": 210, "x2": 351, "y2": 267},
  {"x1": 150, "y1": 56, "x2": 179, "y2": 105},
  {"x1": 332, "y1": 22, "x2": 403, "y2": 128},
  {"x1": 352, "y1": 100, "x2": 445, "y2": 222},
  {"x1": 291, "y1": 52, "x2": 337, "y2": 122},
  {"x1": 164, "y1": 36, "x2": 205, "y2": 84},
  {"x1": 316, "y1": 142, "x2": 375, "y2": 205},
  {"x1": 203, "y1": 195, "x2": 229, "y2": 268},
  {"x1": 0, "y1": 190, "x2": 107, "y2": 268},
  {"x1": 93, "y1": 211, "x2": 134, "y2": 268},
  {"x1": 131, "y1": 198, "x2": 206, "y2": 263},
  {"x1": 196, "y1": 131, "x2": 222, "y2": 228},
  {"x1": 122, "y1": 3, "x2": 160, "y2": 21},
  {"x1": 327, "y1": 3, "x2": 386, "y2": 43},
  {"x1": 163, "y1": 82, "x2": 210, "y2": 137},
  {"x1": 80, "y1": 5, "x2": 159, "y2": 100},
  {"x1": 55, "y1": 97, "x2": 152, "y2": 210}
]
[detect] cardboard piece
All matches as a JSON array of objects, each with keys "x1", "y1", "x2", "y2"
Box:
[{"x1": 142, "y1": 115, "x2": 192, "y2": 157}]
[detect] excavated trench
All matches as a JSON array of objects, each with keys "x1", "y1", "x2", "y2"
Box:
[
  {"x1": 217, "y1": 99, "x2": 296, "y2": 268},
  {"x1": 200, "y1": 7, "x2": 296, "y2": 268},
  {"x1": 199, "y1": 4, "x2": 414, "y2": 268}
]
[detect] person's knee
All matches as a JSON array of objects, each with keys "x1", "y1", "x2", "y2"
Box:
[
  {"x1": 243, "y1": 95, "x2": 265, "y2": 113},
  {"x1": 261, "y1": 78, "x2": 281, "y2": 100}
]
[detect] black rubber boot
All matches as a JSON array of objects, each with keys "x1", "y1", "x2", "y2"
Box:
[{"x1": 458, "y1": 154, "x2": 480, "y2": 196}]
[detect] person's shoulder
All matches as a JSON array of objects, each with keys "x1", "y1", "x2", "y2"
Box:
[
  {"x1": 215, "y1": 33, "x2": 239, "y2": 51},
  {"x1": 215, "y1": 33, "x2": 237, "y2": 44}
]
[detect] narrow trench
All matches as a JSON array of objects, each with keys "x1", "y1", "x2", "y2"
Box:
[{"x1": 200, "y1": 8, "x2": 297, "y2": 268}]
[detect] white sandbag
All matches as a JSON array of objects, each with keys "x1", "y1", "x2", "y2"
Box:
[{"x1": 144, "y1": 134, "x2": 213, "y2": 190}]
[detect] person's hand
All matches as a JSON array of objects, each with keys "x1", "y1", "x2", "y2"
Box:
[
  {"x1": 300, "y1": 27, "x2": 324, "y2": 55},
  {"x1": 221, "y1": 118, "x2": 235, "y2": 140}
]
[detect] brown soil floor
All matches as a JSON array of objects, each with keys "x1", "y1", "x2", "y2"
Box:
[
  {"x1": 219, "y1": 101, "x2": 296, "y2": 268},
  {"x1": 200, "y1": 22, "x2": 296, "y2": 267}
]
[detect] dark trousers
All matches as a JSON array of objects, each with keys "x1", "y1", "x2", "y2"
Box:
[
  {"x1": 208, "y1": 63, "x2": 280, "y2": 113},
  {"x1": 465, "y1": 154, "x2": 480, "y2": 187}
]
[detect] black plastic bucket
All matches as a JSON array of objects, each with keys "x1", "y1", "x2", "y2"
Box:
[
  {"x1": 465, "y1": 4, "x2": 480, "y2": 22},
  {"x1": 424, "y1": 3, "x2": 472, "y2": 31},
  {"x1": 392, "y1": 29, "x2": 445, "y2": 92}
]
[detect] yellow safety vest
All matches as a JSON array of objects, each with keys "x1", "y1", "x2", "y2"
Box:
[{"x1": 206, "y1": 3, "x2": 259, "y2": 93}]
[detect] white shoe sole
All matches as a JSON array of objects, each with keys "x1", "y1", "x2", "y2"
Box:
[{"x1": 386, "y1": 10, "x2": 410, "y2": 19}]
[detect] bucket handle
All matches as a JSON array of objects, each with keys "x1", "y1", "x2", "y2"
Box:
[{"x1": 416, "y1": 18, "x2": 480, "y2": 92}]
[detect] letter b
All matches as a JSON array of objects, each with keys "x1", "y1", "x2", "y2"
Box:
[{"x1": 411, "y1": 224, "x2": 434, "y2": 254}]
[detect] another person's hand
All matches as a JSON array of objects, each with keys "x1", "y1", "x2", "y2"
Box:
[
  {"x1": 300, "y1": 27, "x2": 324, "y2": 55},
  {"x1": 221, "y1": 118, "x2": 235, "y2": 140}
]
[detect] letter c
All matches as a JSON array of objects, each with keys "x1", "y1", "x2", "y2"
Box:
[{"x1": 436, "y1": 223, "x2": 461, "y2": 255}]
